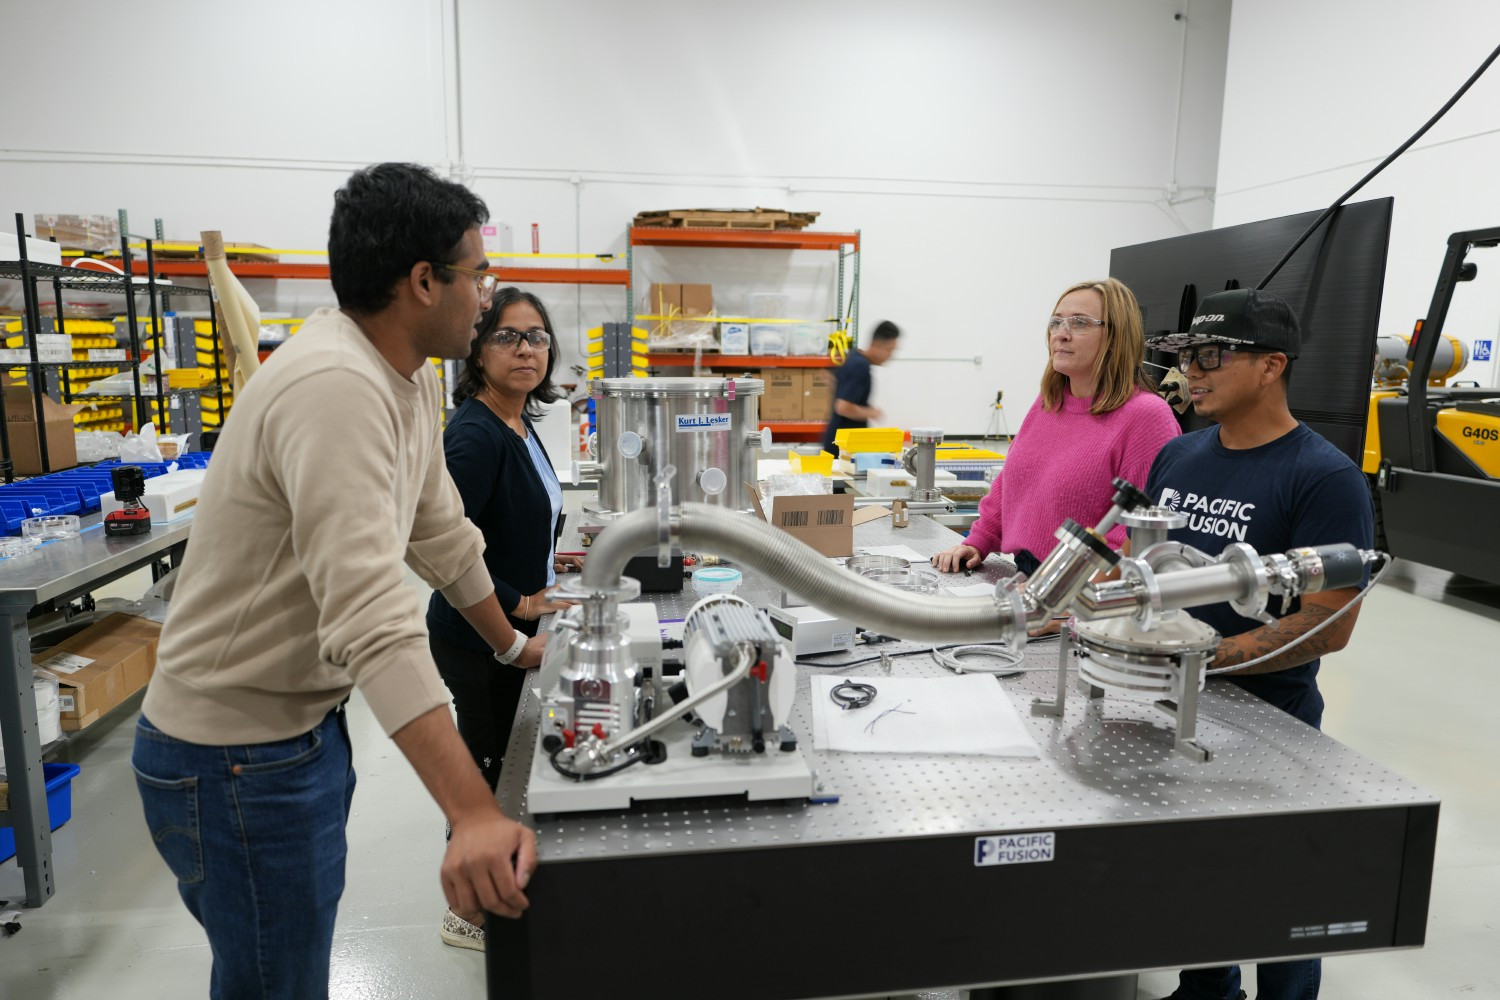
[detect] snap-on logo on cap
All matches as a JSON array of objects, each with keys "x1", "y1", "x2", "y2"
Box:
[{"x1": 1192, "y1": 314, "x2": 1226, "y2": 326}]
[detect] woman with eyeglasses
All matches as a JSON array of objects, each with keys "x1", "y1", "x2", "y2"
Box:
[
  {"x1": 425, "y1": 286, "x2": 575, "y2": 950},
  {"x1": 931, "y1": 278, "x2": 1180, "y2": 583}
]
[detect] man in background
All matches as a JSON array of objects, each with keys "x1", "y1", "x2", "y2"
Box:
[{"x1": 821, "y1": 319, "x2": 900, "y2": 455}]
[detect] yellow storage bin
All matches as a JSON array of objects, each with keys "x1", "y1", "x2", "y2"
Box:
[
  {"x1": 833, "y1": 427, "x2": 905, "y2": 455},
  {"x1": 788, "y1": 450, "x2": 835, "y2": 475},
  {"x1": 934, "y1": 445, "x2": 1006, "y2": 461}
]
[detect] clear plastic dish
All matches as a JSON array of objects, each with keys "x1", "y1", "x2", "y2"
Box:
[
  {"x1": 0, "y1": 536, "x2": 40, "y2": 559},
  {"x1": 22, "y1": 514, "x2": 82, "y2": 541}
]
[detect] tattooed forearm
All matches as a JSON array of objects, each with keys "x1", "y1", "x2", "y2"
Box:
[{"x1": 1212, "y1": 603, "x2": 1340, "y2": 675}]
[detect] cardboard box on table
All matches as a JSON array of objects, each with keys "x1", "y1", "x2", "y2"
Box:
[{"x1": 745, "y1": 483, "x2": 889, "y2": 558}]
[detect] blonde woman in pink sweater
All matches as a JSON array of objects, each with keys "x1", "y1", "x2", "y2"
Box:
[{"x1": 932, "y1": 278, "x2": 1180, "y2": 577}]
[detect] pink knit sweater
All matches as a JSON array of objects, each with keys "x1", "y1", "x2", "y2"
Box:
[{"x1": 965, "y1": 389, "x2": 1181, "y2": 560}]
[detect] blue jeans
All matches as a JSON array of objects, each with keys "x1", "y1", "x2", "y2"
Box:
[
  {"x1": 132, "y1": 708, "x2": 356, "y2": 1000},
  {"x1": 1174, "y1": 683, "x2": 1323, "y2": 1000},
  {"x1": 1175, "y1": 958, "x2": 1321, "y2": 999}
]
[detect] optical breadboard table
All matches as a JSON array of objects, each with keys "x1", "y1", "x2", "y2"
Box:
[
  {"x1": 488, "y1": 513, "x2": 1438, "y2": 999},
  {"x1": 0, "y1": 515, "x2": 192, "y2": 907}
]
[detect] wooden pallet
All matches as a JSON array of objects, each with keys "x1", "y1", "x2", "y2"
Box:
[
  {"x1": 634, "y1": 208, "x2": 821, "y2": 231},
  {"x1": 153, "y1": 242, "x2": 279, "y2": 264}
]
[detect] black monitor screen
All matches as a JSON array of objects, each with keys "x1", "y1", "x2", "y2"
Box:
[{"x1": 1109, "y1": 197, "x2": 1394, "y2": 464}]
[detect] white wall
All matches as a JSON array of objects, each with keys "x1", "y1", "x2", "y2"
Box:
[
  {"x1": 0, "y1": 0, "x2": 1232, "y2": 432},
  {"x1": 1213, "y1": 1, "x2": 1500, "y2": 388}
]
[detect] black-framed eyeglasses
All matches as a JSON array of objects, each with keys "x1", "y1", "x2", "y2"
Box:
[
  {"x1": 1176, "y1": 342, "x2": 1273, "y2": 373},
  {"x1": 436, "y1": 262, "x2": 500, "y2": 296},
  {"x1": 487, "y1": 327, "x2": 553, "y2": 351},
  {"x1": 1047, "y1": 315, "x2": 1105, "y2": 332}
]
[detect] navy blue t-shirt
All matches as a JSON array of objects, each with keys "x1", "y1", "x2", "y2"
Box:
[
  {"x1": 1144, "y1": 423, "x2": 1372, "y2": 727},
  {"x1": 820, "y1": 351, "x2": 874, "y2": 453}
]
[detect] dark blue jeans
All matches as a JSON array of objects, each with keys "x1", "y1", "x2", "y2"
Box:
[
  {"x1": 1175, "y1": 689, "x2": 1323, "y2": 1000},
  {"x1": 132, "y1": 708, "x2": 356, "y2": 1000},
  {"x1": 1174, "y1": 959, "x2": 1321, "y2": 999}
]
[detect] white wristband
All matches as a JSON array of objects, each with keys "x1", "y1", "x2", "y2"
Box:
[{"x1": 494, "y1": 630, "x2": 528, "y2": 665}]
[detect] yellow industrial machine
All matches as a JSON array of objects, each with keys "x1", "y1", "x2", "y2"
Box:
[
  {"x1": 1361, "y1": 327, "x2": 1486, "y2": 474},
  {"x1": 1374, "y1": 226, "x2": 1500, "y2": 582}
]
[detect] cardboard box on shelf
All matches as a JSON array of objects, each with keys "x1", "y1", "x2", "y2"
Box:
[
  {"x1": 32, "y1": 213, "x2": 119, "y2": 253},
  {"x1": 679, "y1": 284, "x2": 713, "y2": 317},
  {"x1": 759, "y1": 369, "x2": 805, "y2": 421},
  {"x1": 803, "y1": 369, "x2": 836, "y2": 421},
  {"x1": 3, "y1": 379, "x2": 79, "y2": 475},
  {"x1": 646, "y1": 283, "x2": 680, "y2": 336},
  {"x1": 35, "y1": 613, "x2": 163, "y2": 731}
]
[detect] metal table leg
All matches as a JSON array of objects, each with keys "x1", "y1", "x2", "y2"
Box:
[{"x1": 0, "y1": 611, "x2": 53, "y2": 906}]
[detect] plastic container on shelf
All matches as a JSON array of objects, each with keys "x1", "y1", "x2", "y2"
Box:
[
  {"x1": 0, "y1": 763, "x2": 81, "y2": 864},
  {"x1": 786, "y1": 322, "x2": 832, "y2": 357},
  {"x1": 22, "y1": 514, "x2": 81, "y2": 541},
  {"x1": 691, "y1": 566, "x2": 744, "y2": 597},
  {"x1": 748, "y1": 292, "x2": 789, "y2": 356},
  {"x1": 749, "y1": 325, "x2": 788, "y2": 356}
]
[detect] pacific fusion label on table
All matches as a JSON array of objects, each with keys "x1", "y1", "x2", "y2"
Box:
[
  {"x1": 974, "y1": 831, "x2": 1056, "y2": 866},
  {"x1": 675, "y1": 413, "x2": 732, "y2": 433}
]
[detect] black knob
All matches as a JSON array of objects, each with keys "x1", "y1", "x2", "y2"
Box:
[
  {"x1": 1111, "y1": 478, "x2": 1151, "y2": 512},
  {"x1": 541, "y1": 734, "x2": 563, "y2": 753}
]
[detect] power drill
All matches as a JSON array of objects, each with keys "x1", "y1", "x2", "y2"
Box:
[{"x1": 104, "y1": 465, "x2": 152, "y2": 537}]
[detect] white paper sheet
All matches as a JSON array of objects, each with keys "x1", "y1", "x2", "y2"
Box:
[
  {"x1": 943, "y1": 581, "x2": 999, "y2": 598},
  {"x1": 853, "y1": 544, "x2": 930, "y2": 564},
  {"x1": 811, "y1": 674, "x2": 1039, "y2": 757}
]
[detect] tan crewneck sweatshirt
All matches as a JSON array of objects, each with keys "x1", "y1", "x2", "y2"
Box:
[{"x1": 142, "y1": 308, "x2": 492, "y2": 744}]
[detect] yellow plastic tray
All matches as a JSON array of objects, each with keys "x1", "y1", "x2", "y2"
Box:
[
  {"x1": 833, "y1": 427, "x2": 905, "y2": 455},
  {"x1": 788, "y1": 450, "x2": 835, "y2": 475}
]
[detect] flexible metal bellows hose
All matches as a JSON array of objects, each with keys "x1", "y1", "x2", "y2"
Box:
[{"x1": 582, "y1": 502, "x2": 1022, "y2": 643}]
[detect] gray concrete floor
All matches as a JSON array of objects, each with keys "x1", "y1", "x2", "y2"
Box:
[{"x1": 2, "y1": 560, "x2": 1497, "y2": 999}]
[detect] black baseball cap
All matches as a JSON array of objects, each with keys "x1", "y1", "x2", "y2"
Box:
[{"x1": 1147, "y1": 288, "x2": 1301, "y2": 358}]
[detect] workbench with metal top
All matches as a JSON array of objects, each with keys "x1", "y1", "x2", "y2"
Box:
[
  {"x1": 0, "y1": 515, "x2": 192, "y2": 907},
  {"x1": 488, "y1": 513, "x2": 1437, "y2": 999}
]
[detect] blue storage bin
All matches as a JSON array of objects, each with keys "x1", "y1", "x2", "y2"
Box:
[
  {"x1": 0, "y1": 500, "x2": 29, "y2": 534},
  {"x1": 0, "y1": 762, "x2": 82, "y2": 863},
  {"x1": 852, "y1": 452, "x2": 900, "y2": 473}
]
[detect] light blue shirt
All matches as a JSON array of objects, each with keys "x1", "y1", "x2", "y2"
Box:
[{"x1": 523, "y1": 428, "x2": 564, "y2": 586}]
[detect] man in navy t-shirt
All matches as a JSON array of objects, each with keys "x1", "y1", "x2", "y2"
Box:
[
  {"x1": 820, "y1": 320, "x2": 900, "y2": 454},
  {"x1": 1146, "y1": 288, "x2": 1373, "y2": 1000}
]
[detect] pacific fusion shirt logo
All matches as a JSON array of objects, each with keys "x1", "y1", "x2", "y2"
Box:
[{"x1": 1160, "y1": 488, "x2": 1256, "y2": 542}]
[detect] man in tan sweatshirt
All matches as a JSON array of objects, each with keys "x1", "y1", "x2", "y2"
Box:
[{"x1": 132, "y1": 163, "x2": 543, "y2": 999}]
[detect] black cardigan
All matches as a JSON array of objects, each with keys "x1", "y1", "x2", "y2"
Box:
[{"x1": 426, "y1": 396, "x2": 559, "y2": 652}]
